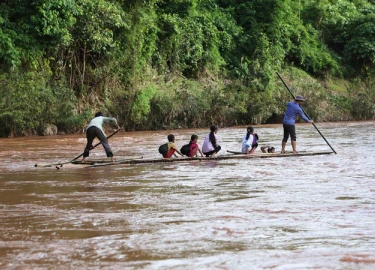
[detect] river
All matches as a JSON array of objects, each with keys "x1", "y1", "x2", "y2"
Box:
[{"x1": 0, "y1": 121, "x2": 374, "y2": 269}]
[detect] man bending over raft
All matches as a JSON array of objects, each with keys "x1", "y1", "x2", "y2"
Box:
[{"x1": 82, "y1": 112, "x2": 120, "y2": 162}]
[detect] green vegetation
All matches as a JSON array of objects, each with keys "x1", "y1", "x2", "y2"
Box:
[{"x1": 0, "y1": 0, "x2": 374, "y2": 137}]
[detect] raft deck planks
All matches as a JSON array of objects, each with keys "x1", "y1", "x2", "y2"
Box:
[
  {"x1": 71, "y1": 151, "x2": 334, "y2": 166},
  {"x1": 37, "y1": 151, "x2": 333, "y2": 169}
]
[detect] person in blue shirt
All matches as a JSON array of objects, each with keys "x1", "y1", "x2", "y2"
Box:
[{"x1": 281, "y1": 95, "x2": 314, "y2": 153}]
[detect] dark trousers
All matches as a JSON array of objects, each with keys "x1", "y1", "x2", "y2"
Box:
[
  {"x1": 203, "y1": 145, "x2": 221, "y2": 157},
  {"x1": 83, "y1": 127, "x2": 113, "y2": 158},
  {"x1": 283, "y1": 124, "x2": 296, "y2": 142}
]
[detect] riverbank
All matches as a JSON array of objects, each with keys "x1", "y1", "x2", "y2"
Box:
[{"x1": 2, "y1": 68, "x2": 375, "y2": 138}]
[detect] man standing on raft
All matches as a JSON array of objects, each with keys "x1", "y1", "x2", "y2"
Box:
[
  {"x1": 281, "y1": 95, "x2": 313, "y2": 154},
  {"x1": 82, "y1": 112, "x2": 120, "y2": 162}
]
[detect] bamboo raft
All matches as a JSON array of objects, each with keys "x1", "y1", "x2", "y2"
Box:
[
  {"x1": 35, "y1": 150, "x2": 334, "y2": 169},
  {"x1": 113, "y1": 150, "x2": 332, "y2": 165}
]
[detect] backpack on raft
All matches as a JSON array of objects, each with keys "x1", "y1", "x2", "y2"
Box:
[
  {"x1": 180, "y1": 144, "x2": 190, "y2": 156},
  {"x1": 158, "y1": 143, "x2": 168, "y2": 155}
]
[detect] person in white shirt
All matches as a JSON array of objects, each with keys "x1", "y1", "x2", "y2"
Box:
[
  {"x1": 82, "y1": 112, "x2": 120, "y2": 162},
  {"x1": 241, "y1": 126, "x2": 258, "y2": 154},
  {"x1": 202, "y1": 125, "x2": 221, "y2": 157}
]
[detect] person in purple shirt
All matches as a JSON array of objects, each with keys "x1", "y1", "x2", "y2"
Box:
[{"x1": 281, "y1": 95, "x2": 314, "y2": 153}]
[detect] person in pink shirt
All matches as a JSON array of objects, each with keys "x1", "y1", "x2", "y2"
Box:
[{"x1": 186, "y1": 135, "x2": 204, "y2": 157}]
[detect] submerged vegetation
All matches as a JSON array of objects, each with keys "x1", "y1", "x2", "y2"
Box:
[{"x1": 0, "y1": 0, "x2": 374, "y2": 137}]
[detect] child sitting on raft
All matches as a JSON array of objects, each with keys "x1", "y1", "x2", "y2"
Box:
[
  {"x1": 242, "y1": 126, "x2": 258, "y2": 154},
  {"x1": 186, "y1": 135, "x2": 204, "y2": 157},
  {"x1": 162, "y1": 134, "x2": 184, "y2": 158},
  {"x1": 202, "y1": 125, "x2": 221, "y2": 157}
]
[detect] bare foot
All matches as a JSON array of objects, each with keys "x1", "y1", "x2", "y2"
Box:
[
  {"x1": 281, "y1": 151, "x2": 286, "y2": 154},
  {"x1": 82, "y1": 158, "x2": 86, "y2": 162},
  {"x1": 111, "y1": 157, "x2": 116, "y2": 162}
]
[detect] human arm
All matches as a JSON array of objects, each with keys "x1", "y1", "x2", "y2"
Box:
[
  {"x1": 175, "y1": 149, "x2": 183, "y2": 156},
  {"x1": 198, "y1": 148, "x2": 204, "y2": 157},
  {"x1": 172, "y1": 143, "x2": 183, "y2": 157},
  {"x1": 260, "y1": 146, "x2": 268, "y2": 153},
  {"x1": 300, "y1": 111, "x2": 314, "y2": 123},
  {"x1": 103, "y1": 117, "x2": 120, "y2": 129},
  {"x1": 296, "y1": 106, "x2": 313, "y2": 123}
]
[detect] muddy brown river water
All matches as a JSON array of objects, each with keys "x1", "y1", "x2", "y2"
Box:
[{"x1": 0, "y1": 122, "x2": 374, "y2": 269}]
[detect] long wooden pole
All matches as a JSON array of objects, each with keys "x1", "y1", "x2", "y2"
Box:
[
  {"x1": 34, "y1": 129, "x2": 122, "y2": 167},
  {"x1": 276, "y1": 72, "x2": 337, "y2": 154}
]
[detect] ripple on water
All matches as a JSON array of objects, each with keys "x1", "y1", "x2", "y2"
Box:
[{"x1": 0, "y1": 122, "x2": 375, "y2": 269}]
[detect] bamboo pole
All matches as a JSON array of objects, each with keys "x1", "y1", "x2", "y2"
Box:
[
  {"x1": 34, "y1": 129, "x2": 121, "y2": 167},
  {"x1": 276, "y1": 72, "x2": 337, "y2": 154}
]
